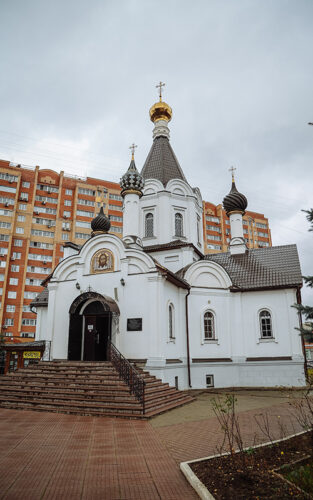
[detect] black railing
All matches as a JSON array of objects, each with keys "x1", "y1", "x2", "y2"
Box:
[{"x1": 109, "y1": 341, "x2": 145, "y2": 414}]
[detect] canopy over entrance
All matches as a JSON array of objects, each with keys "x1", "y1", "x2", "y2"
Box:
[{"x1": 69, "y1": 291, "x2": 120, "y2": 315}]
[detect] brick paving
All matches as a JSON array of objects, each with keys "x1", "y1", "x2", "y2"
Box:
[
  {"x1": 154, "y1": 395, "x2": 303, "y2": 463},
  {"x1": 0, "y1": 409, "x2": 197, "y2": 499},
  {"x1": 0, "y1": 391, "x2": 304, "y2": 499}
]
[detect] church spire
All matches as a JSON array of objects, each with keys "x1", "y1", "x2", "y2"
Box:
[{"x1": 149, "y1": 81, "x2": 172, "y2": 140}]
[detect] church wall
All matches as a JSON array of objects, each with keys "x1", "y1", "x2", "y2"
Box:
[{"x1": 140, "y1": 188, "x2": 203, "y2": 251}]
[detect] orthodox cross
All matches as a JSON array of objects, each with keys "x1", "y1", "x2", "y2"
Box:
[
  {"x1": 87, "y1": 285, "x2": 92, "y2": 293},
  {"x1": 156, "y1": 81, "x2": 165, "y2": 101},
  {"x1": 229, "y1": 166, "x2": 236, "y2": 182},
  {"x1": 129, "y1": 143, "x2": 137, "y2": 160}
]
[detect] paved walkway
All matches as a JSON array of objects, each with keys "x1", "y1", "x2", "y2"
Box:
[{"x1": 0, "y1": 390, "x2": 304, "y2": 499}]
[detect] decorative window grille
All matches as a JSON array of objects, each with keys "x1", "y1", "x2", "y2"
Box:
[
  {"x1": 175, "y1": 213, "x2": 183, "y2": 237},
  {"x1": 145, "y1": 213, "x2": 154, "y2": 237},
  {"x1": 259, "y1": 310, "x2": 273, "y2": 338},
  {"x1": 204, "y1": 311, "x2": 215, "y2": 340}
]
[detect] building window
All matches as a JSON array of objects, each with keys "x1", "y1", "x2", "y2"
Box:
[
  {"x1": 65, "y1": 189, "x2": 73, "y2": 195},
  {"x1": 11, "y1": 265, "x2": 19, "y2": 272},
  {"x1": 9, "y1": 278, "x2": 18, "y2": 285},
  {"x1": 206, "y1": 374, "x2": 214, "y2": 387},
  {"x1": 22, "y1": 181, "x2": 30, "y2": 188},
  {"x1": 16, "y1": 227, "x2": 24, "y2": 234},
  {"x1": 145, "y1": 213, "x2": 154, "y2": 237},
  {"x1": 7, "y1": 291, "x2": 17, "y2": 299},
  {"x1": 21, "y1": 332, "x2": 35, "y2": 338},
  {"x1": 22, "y1": 318, "x2": 37, "y2": 326},
  {"x1": 169, "y1": 303, "x2": 175, "y2": 340},
  {"x1": 64, "y1": 199, "x2": 72, "y2": 206},
  {"x1": 62, "y1": 233, "x2": 69, "y2": 240},
  {"x1": 19, "y1": 203, "x2": 27, "y2": 210},
  {"x1": 20, "y1": 192, "x2": 28, "y2": 201},
  {"x1": 17, "y1": 215, "x2": 25, "y2": 222},
  {"x1": 14, "y1": 239, "x2": 23, "y2": 247},
  {"x1": 259, "y1": 309, "x2": 273, "y2": 338},
  {"x1": 6, "y1": 305, "x2": 15, "y2": 312},
  {"x1": 63, "y1": 211, "x2": 71, "y2": 217},
  {"x1": 204, "y1": 311, "x2": 216, "y2": 340},
  {"x1": 4, "y1": 318, "x2": 14, "y2": 326},
  {"x1": 174, "y1": 213, "x2": 183, "y2": 237}
]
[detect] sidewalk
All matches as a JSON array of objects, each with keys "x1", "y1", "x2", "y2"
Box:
[{"x1": 0, "y1": 390, "x2": 303, "y2": 499}]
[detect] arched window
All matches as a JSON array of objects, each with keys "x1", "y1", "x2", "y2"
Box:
[
  {"x1": 145, "y1": 213, "x2": 154, "y2": 237},
  {"x1": 175, "y1": 213, "x2": 183, "y2": 237},
  {"x1": 169, "y1": 303, "x2": 175, "y2": 339},
  {"x1": 259, "y1": 309, "x2": 273, "y2": 338},
  {"x1": 204, "y1": 311, "x2": 215, "y2": 340}
]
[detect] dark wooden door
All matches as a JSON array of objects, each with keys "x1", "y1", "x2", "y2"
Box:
[
  {"x1": 84, "y1": 316, "x2": 97, "y2": 361},
  {"x1": 68, "y1": 314, "x2": 83, "y2": 360}
]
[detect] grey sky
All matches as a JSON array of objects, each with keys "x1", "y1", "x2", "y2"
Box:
[{"x1": 0, "y1": 0, "x2": 312, "y2": 303}]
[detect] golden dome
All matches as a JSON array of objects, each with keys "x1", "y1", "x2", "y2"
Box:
[{"x1": 149, "y1": 99, "x2": 172, "y2": 123}]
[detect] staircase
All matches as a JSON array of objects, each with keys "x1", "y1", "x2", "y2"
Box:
[{"x1": 0, "y1": 361, "x2": 194, "y2": 418}]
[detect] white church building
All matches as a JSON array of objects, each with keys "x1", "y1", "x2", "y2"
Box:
[{"x1": 32, "y1": 93, "x2": 306, "y2": 389}]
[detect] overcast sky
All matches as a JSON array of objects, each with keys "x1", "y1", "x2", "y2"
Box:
[{"x1": 0, "y1": 0, "x2": 312, "y2": 304}]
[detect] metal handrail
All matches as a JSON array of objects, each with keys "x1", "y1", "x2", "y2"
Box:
[{"x1": 109, "y1": 341, "x2": 145, "y2": 414}]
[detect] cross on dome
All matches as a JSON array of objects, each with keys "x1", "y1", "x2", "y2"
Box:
[
  {"x1": 156, "y1": 81, "x2": 165, "y2": 101},
  {"x1": 129, "y1": 143, "x2": 137, "y2": 160},
  {"x1": 229, "y1": 166, "x2": 237, "y2": 182}
]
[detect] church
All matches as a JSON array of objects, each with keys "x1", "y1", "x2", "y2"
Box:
[{"x1": 32, "y1": 89, "x2": 306, "y2": 390}]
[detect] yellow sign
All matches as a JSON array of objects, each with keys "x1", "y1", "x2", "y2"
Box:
[{"x1": 23, "y1": 351, "x2": 41, "y2": 359}]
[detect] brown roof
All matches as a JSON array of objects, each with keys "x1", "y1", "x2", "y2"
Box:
[
  {"x1": 30, "y1": 287, "x2": 49, "y2": 308},
  {"x1": 141, "y1": 136, "x2": 188, "y2": 186},
  {"x1": 177, "y1": 245, "x2": 302, "y2": 291}
]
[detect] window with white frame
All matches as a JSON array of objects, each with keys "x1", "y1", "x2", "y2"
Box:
[
  {"x1": 259, "y1": 309, "x2": 273, "y2": 338},
  {"x1": 6, "y1": 305, "x2": 15, "y2": 312},
  {"x1": 19, "y1": 203, "x2": 27, "y2": 210},
  {"x1": 16, "y1": 227, "x2": 24, "y2": 234},
  {"x1": 22, "y1": 181, "x2": 30, "y2": 188},
  {"x1": 9, "y1": 278, "x2": 18, "y2": 285},
  {"x1": 14, "y1": 239, "x2": 23, "y2": 247},
  {"x1": 174, "y1": 213, "x2": 183, "y2": 237},
  {"x1": 0, "y1": 274, "x2": 4, "y2": 281},
  {"x1": 65, "y1": 189, "x2": 73, "y2": 195},
  {"x1": 145, "y1": 213, "x2": 154, "y2": 237},
  {"x1": 17, "y1": 215, "x2": 25, "y2": 222},
  {"x1": 63, "y1": 210, "x2": 71, "y2": 217},
  {"x1": 64, "y1": 199, "x2": 72, "y2": 206},
  {"x1": 204, "y1": 311, "x2": 216, "y2": 340},
  {"x1": 8, "y1": 291, "x2": 16, "y2": 299},
  {"x1": 22, "y1": 318, "x2": 36, "y2": 326},
  {"x1": 62, "y1": 233, "x2": 69, "y2": 240},
  {"x1": 168, "y1": 303, "x2": 175, "y2": 340},
  {"x1": 4, "y1": 318, "x2": 14, "y2": 326},
  {"x1": 11, "y1": 265, "x2": 19, "y2": 272}
]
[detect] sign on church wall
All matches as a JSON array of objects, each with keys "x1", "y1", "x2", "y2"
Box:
[
  {"x1": 127, "y1": 318, "x2": 142, "y2": 331},
  {"x1": 90, "y1": 249, "x2": 114, "y2": 274}
]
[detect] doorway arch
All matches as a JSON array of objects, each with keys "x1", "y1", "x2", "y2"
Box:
[{"x1": 68, "y1": 292, "x2": 120, "y2": 361}]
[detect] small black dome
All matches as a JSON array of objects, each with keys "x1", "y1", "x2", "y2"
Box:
[
  {"x1": 223, "y1": 181, "x2": 248, "y2": 216},
  {"x1": 91, "y1": 206, "x2": 111, "y2": 235},
  {"x1": 120, "y1": 158, "x2": 144, "y2": 196}
]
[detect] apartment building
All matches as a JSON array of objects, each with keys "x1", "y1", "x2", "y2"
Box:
[
  {"x1": 0, "y1": 160, "x2": 271, "y2": 341},
  {"x1": 203, "y1": 200, "x2": 271, "y2": 254}
]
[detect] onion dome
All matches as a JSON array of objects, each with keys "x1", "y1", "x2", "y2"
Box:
[
  {"x1": 223, "y1": 179, "x2": 248, "y2": 216},
  {"x1": 149, "y1": 81, "x2": 172, "y2": 123},
  {"x1": 91, "y1": 206, "x2": 111, "y2": 236},
  {"x1": 149, "y1": 100, "x2": 172, "y2": 123},
  {"x1": 120, "y1": 151, "x2": 144, "y2": 198}
]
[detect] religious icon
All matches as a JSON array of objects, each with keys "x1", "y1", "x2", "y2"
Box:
[{"x1": 91, "y1": 249, "x2": 114, "y2": 273}]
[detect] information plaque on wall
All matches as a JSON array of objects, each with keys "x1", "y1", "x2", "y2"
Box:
[{"x1": 127, "y1": 318, "x2": 142, "y2": 331}]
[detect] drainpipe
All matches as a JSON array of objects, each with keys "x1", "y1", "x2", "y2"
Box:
[
  {"x1": 185, "y1": 288, "x2": 192, "y2": 388},
  {"x1": 297, "y1": 286, "x2": 308, "y2": 384}
]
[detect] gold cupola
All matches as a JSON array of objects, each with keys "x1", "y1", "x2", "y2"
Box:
[{"x1": 149, "y1": 81, "x2": 172, "y2": 123}]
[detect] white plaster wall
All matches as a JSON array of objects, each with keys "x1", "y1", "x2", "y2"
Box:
[
  {"x1": 140, "y1": 179, "x2": 203, "y2": 252},
  {"x1": 149, "y1": 247, "x2": 200, "y2": 273}
]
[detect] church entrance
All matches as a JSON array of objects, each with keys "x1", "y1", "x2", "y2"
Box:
[{"x1": 68, "y1": 292, "x2": 120, "y2": 361}]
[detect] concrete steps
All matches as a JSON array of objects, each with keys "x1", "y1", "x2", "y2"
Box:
[{"x1": 0, "y1": 360, "x2": 194, "y2": 418}]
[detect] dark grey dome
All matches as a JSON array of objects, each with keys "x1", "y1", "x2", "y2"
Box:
[
  {"x1": 120, "y1": 158, "x2": 144, "y2": 196},
  {"x1": 91, "y1": 206, "x2": 111, "y2": 234},
  {"x1": 223, "y1": 181, "x2": 248, "y2": 216}
]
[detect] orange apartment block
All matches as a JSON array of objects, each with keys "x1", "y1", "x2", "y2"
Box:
[{"x1": 0, "y1": 159, "x2": 271, "y2": 342}]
